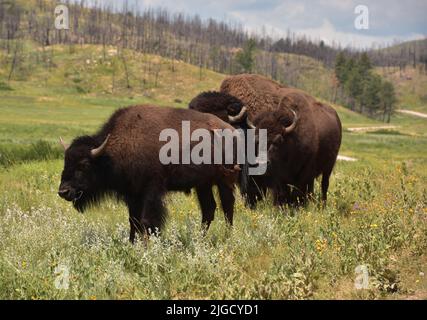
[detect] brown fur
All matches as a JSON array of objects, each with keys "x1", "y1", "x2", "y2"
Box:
[
  {"x1": 253, "y1": 96, "x2": 341, "y2": 206},
  {"x1": 220, "y1": 74, "x2": 288, "y2": 118},
  {"x1": 58, "y1": 105, "x2": 238, "y2": 243},
  {"x1": 189, "y1": 74, "x2": 342, "y2": 207}
]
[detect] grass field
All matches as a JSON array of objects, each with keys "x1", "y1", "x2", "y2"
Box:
[{"x1": 0, "y1": 44, "x2": 426, "y2": 300}]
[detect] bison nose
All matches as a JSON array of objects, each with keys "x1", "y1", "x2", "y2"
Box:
[{"x1": 58, "y1": 188, "x2": 71, "y2": 199}]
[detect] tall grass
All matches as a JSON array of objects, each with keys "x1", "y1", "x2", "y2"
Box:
[
  {"x1": 0, "y1": 141, "x2": 63, "y2": 168},
  {"x1": 0, "y1": 159, "x2": 426, "y2": 299}
]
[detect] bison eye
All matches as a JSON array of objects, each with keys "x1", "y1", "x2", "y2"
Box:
[
  {"x1": 227, "y1": 103, "x2": 238, "y2": 113},
  {"x1": 74, "y1": 169, "x2": 84, "y2": 179},
  {"x1": 78, "y1": 159, "x2": 90, "y2": 169}
]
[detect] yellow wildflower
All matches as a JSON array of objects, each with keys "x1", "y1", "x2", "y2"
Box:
[{"x1": 315, "y1": 239, "x2": 327, "y2": 254}]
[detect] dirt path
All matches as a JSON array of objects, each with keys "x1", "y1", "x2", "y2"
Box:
[
  {"x1": 397, "y1": 109, "x2": 427, "y2": 119},
  {"x1": 347, "y1": 126, "x2": 399, "y2": 132},
  {"x1": 337, "y1": 155, "x2": 358, "y2": 162}
]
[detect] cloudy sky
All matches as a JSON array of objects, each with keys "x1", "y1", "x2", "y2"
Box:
[{"x1": 99, "y1": 0, "x2": 427, "y2": 48}]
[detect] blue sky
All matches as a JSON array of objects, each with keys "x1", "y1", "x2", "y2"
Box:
[{"x1": 95, "y1": 0, "x2": 427, "y2": 48}]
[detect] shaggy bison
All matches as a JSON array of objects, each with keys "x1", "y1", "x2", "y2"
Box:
[
  {"x1": 189, "y1": 74, "x2": 342, "y2": 207},
  {"x1": 58, "y1": 105, "x2": 239, "y2": 243},
  {"x1": 253, "y1": 93, "x2": 342, "y2": 206}
]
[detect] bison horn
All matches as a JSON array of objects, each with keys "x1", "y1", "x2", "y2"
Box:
[
  {"x1": 283, "y1": 109, "x2": 298, "y2": 135},
  {"x1": 91, "y1": 134, "x2": 110, "y2": 158},
  {"x1": 59, "y1": 137, "x2": 69, "y2": 152},
  {"x1": 228, "y1": 106, "x2": 247, "y2": 123},
  {"x1": 246, "y1": 117, "x2": 256, "y2": 129}
]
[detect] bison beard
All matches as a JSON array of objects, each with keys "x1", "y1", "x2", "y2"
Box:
[{"x1": 58, "y1": 105, "x2": 238, "y2": 243}]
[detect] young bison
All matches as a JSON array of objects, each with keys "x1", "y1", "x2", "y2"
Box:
[{"x1": 58, "y1": 105, "x2": 239, "y2": 243}]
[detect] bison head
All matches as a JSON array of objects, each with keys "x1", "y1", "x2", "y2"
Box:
[
  {"x1": 253, "y1": 109, "x2": 298, "y2": 174},
  {"x1": 189, "y1": 91, "x2": 254, "y2": 128},
  {"x1": 58, "y1": 135, "x2": 110, "y2": 212}
]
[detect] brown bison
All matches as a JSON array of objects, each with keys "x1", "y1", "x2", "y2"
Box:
[
  {"x1": 58, "y1": 105, "x2": 239, "y2": 243},
  {"x1": 189, "y1": 74, "x2": 342, "y2": 207},
  {"x1": 253, "y1": 92, "x2": 342, "y2": 206}
]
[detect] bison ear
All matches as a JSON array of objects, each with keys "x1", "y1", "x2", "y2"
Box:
[{"x1": 91, "y1": 134, "x2": 110, "y2": 158}]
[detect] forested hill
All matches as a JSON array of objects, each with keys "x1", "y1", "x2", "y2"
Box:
[
  {"x1": 1, "y1": 0, "x2": 426, "y2": 123},
  {"x1": 369, "y1": 39, "x2": 427, "y2": 69},
  {"x1": 0, "y1": 0, "x2": 339, "y2": 70},
  {"x1": 1, "y1": 0, "x2": 426, "y2": 77}
]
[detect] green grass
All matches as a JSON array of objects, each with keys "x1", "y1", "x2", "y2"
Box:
[
  {"x1": 1, "y1": 158, "x2": 426, "y2": 299},
  {"x1": 0, "y1": 44, "x2": 426, "y2": 300},
  {"x1": 0, "y1": 44, "x2": 225, "y2": 144},
  {"x1": 0, "y1": 140, "x2": 62, "y2": 167}
]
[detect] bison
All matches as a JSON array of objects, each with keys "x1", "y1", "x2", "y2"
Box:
[
  {"x1": 58, "y1": 105, "x2": 239, "y2": 243},
  {"x1": 189, "y1": 74, "x2": 342, "y2": 207},
  {"x1": 253, "y1": 94, "x2": 342, "y2": 206}
]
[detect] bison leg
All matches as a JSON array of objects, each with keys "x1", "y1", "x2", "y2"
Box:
[
  {"x1": 243, "y1": 178, "x2": 266, "y2": 209},
  {"x1": 140, "y1": 188, "x2": 167, "y2": 237},
  {"x1": 196, "y1": 186, "x2": 217, "y2": 231},
  {"x1": 273, "y1": 185, "x2": 291, "y2": 207},
  {"x1": 321, "y1": 172, "x2": 331, "y2": 204},
  {"x1": 217, "y1": 183, "x2": 235, "y2": 226},
  {"x1": 126, "y1": 198, "x2": 144, "y2": 244},
  {"x1": 239, "y1": 168, "x2": 260, "y2": 209},
  {"x1": 295, "y1": 181, "x2": 313, "y2": 206}
]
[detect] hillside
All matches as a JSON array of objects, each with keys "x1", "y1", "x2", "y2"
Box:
[
  {"x1": 1, "y1": 42, "x2": 426, "y2": 145},
  {"x1": 378, "y1": 66, "x2": 427, "y2": 113},
  {"x1": 0, "y1": 43, "x2": 345, "y2": 142},
  {"x1": 0, "y1": 0, "x2": 339, "y2": 86},
  {"x1": 268, "y1": 52, "x2": 334, "y2": 100},
  {"x1": 1, "y1": 42, "x2": 426, "y2": 151},
  {"x1": 369, "y1": 38, "x2": 427, "y2": 68},
  {"x1": 0, "y1": 43, "x2": 225, "y2": 143}
]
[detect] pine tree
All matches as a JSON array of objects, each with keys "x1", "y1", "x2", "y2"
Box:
[
  {"x1": 361, "y1": 74, "x2": 382, "y2": 116},
  {"x1": 358, "y1": 52, "x2": 372, "y2": 77},
  {"x1": 344, "y1": 58, "x2": 362, "y2": 110},
  {"x1": 379, "y1": 81, "x2": 397, "y2": 123},
  {"x1": 236, "y1": 39, "x2": 257, "y2": 73},
  {"x1": 334, "y1": 52, "x2": 347, "y2": 85}
]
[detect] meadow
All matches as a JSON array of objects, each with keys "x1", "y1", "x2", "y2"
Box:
[{"x1": 0, "y1": 44, "x2": 426, "y2": 299}]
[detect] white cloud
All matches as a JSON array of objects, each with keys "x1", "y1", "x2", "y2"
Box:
[
  {"x1": 318, "y1": 0, "x2": 355, "y2": 10},
  {"x1": 295, "y1": 19, "x2": 425, "y2": 48},
  {"x1": 94, "y1": 0, "x2": 427, "y2": 47}
]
